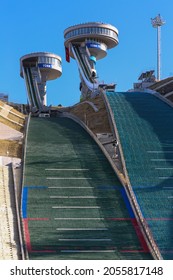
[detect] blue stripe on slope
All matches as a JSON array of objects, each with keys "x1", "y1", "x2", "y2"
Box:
[
  {"x1": 120, "y1": 188, "x2": 135, "y2": 218},
  {"x1": 22, "y1": 187, "x2": 28, "y2": 218}
]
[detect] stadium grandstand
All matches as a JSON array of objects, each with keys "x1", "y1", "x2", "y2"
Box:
[
  {"x1": 0, "y1": 100, "x2": 26, "y2": 259},
  {"x1": 132, "y1": 70, "x2": 173, "y2": 104},
  {"x1": 1, "y1": 21, "x2": 173, "y2": 261},
  {"x1": 148, "y1": 76, "x2": 173, "y2": 102}
]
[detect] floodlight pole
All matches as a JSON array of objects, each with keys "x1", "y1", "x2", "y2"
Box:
[{"x1": 151, "y1": 14, "x2": 165, "y2": 81}]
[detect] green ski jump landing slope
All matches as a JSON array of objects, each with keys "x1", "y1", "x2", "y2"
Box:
[
  {"x1": 22, "y1": 117, "x2": 152, "y2": 260},
  {"x1": 106, "y1": 91, "x2": 173, "y2": 260}
]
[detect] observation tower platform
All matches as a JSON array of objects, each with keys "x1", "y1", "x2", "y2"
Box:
[
  {"x1": 64, "y1": 22, "x2": 119, "y2": 99},
  {"x1": 64, "y1": 22, "x2": 119, "y2": 59},
  {"x1": 20, "y1": 52, "x2": 62, "y2": 112}
]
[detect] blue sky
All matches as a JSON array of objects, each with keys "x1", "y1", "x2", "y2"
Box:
[{"x1": 0, "y1": 0, "x2": 172, "y2": 106}]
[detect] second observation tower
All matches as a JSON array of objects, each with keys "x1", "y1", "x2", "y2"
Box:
[{"x1": 64, "y1": 22, "x2": 119, "y2": 99}]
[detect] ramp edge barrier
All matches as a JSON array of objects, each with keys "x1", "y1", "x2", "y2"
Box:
[
  {"x1": 20, "y1": 113, "x2": 31, "y2": 260},
  {"x1": 101, "y1": 91, "x2": 162, "y2": 260},
  {"x1": 100, "y1": 90, "x2": 127, "y2": 180},
  {"x1": 62, "y1": 106, "x2": 161, "y2": 260},
  {"x1": 11, "y1": 163, "x2": 25, "y2": 259}
]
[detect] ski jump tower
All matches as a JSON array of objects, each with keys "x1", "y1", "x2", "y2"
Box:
[
  {"x1": 20, "y1": 52, "x2": 62, "y2": 112},
  {"x1": 64, "y1": 22, "x2": 119, "y2": 99}
]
